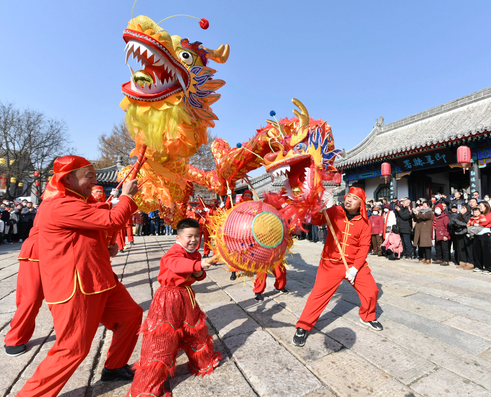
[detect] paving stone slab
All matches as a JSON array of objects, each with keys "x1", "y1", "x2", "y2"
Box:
[
  {"x1": 379, "y1": 318, "x2": 491, "y2": 391},
  {"x1": 443, "y1": 315, "x2": 491, "y2": 342},
  {"x1": 204, "y1": 301, "x2": 260, "y2": 340},
  {"x1": 316, "y1": 315, "x2": 435, "y2": 385},
  {"x1": 378, "y1": 290, "x2": 455, "y2": 323},
  {"x1": 410, "y1": 367, "x2": 489, "y2": 397},
  {"x1": 380, "y1": 303, "x2": 491, "y2": 355},
  {"x1": 308, "y1": 348, "x2": 418, "y2": 396},
  {"x1": 246, "y1": 299, "x2": 343, "y2": 362},
  {"x1": 303, "y1": 387, "x2": 337, "y2": 397},
  {"x1": 225, "y1": 330, "x2": 322, "y2": 397},
  {"x1": 409, "y1": 293, "x2": 491, "y2": 325}
]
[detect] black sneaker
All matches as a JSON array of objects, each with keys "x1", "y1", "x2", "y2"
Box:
[
  {"x1": 203, "y1": 254, "x2": 209, "y2": 258},
  {"x1": 100, "y1": 364, "x2": 135, "y2": 382},
  {"x1": 129, "y1": 242, "x2": 135, "y2": 246},
  {"x1": 359, "y1": 318, "x2": 383, "y2": 331},
  {"x1": 4, "y1": 344, "x2": 26, "y2": 357},
  {"x1": 254, "y1": 293, "x2": 264, "y2": 302},
  {"x1": 275, "y1": 288, "x2": 289, "y2": 294},
  {"x1": 440, "y1": 262, "x2": 449, "y2": 266},
  {"x1": 292, "y1": 328, "x2": 307, "y2": 347},
  {"x1": 230, "y1": 272, "x2": 237, "y2": 281}
]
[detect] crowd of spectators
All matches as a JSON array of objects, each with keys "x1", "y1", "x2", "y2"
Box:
[
  {"x1": 131, "y1": 209, "x2": 176, "y2": 237},
  {"x1": 0, "y1": 198, "x2": 37, "y2": 244},
  {"x1": 296, "y1": 191, "x2": 491, "y2": 276},
  {"x1": 364, "y1": 191, "x2": 491, "y2": 275}
]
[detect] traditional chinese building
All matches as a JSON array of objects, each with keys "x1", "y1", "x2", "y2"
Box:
[{"x1": 337, "y1": 86, "x2": 491, "y2": 200}]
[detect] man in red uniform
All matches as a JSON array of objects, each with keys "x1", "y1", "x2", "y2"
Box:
[
  {"x1": 17, "y1": 155, "x2": 143, "y2": 397},
  {"x1": 292, "y1": 187, "x2": 383, "y2": 347},
  {"x1": 4, "y1": 198, "x2": 114, "y2": 356}
]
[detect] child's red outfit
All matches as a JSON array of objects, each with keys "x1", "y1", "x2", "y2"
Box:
[
  {"x1": 369, "y1": 214, "x2": 384, "y2": 255},
  {"x1": 128, "y1": 243, "x2": 221, "y2": 397},
  {"x1": 468, "y1": 214, "x2": 486, "y2": 226}
]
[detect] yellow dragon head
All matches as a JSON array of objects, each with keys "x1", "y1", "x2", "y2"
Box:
[{"x1": 120, "y1": 15, "x2": 229, "y2": 158}]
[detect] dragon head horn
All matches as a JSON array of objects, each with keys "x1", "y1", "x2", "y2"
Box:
[
  {"x1": 292, "y1": 98, "x2": 310, "y2": 127},
  {"x1": 204, "y1": 44, "x2": 230, "y2": 63}
]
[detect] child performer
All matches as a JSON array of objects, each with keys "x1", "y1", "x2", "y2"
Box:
[{"x1": 127, "y1": 218, "x2": 221, "y2": 397}]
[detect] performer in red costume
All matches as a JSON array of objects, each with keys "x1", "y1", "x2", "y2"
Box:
[
  {"x1": 4, "y1": 189, "x2": 114, "y2": 357},
  {"x1": 128, "y1": 218, "x2": 222, "y2": 397},
  {"x1": 16, "y1": 155, "x2": 143, "y2": 397},
  {"x1": 292, "y1": 187, "x2": 383, "y2": 347},
  {"x1": 90, "y1": 185, "x2": 106, "y2": 202},
  {"x1": 202, "y1": 199, "x2": 219, "y2": 258}
]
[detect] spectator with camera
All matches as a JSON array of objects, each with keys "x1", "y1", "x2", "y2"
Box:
[{"x1": 394, "y1": 198, "x2": 413, "y2": 260}]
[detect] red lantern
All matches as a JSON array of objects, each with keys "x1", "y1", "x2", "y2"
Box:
[
  {"x1": 381, "y1": 162, "x2": 391, "y2": 184},
  {"x1": 34, "y1": 171, "x2": 40, "y2": 177},
  {"x1": 333, "y1": 173, "x2": 342, "y2": 185},
  {"x1": 457, "y1": 146, "x2": 471, "y2": 174},
  {"x1": 35, "y1": 181, "x2": 41, "y2": 187}
]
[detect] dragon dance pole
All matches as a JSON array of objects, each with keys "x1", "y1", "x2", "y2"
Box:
[
  {"x1": 244, "y1": 175, "x2": 260, "y2": 201},
  {"x1": 109, "y1": 145, "x2": 148, "y2": 246},
  {"x1": 323, "y1": 209, "x2": 352, "y2": 284}
]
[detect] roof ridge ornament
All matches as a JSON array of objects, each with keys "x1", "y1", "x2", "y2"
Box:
[{"x1": 375, "y1": 116, "x2": 385, "y2": 131}]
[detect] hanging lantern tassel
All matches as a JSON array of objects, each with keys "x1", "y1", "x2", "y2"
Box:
[
  {"x1": 381, "y1": 162, "x2": 391, "y2": 184},
  {"x1": 457, "y1": 145, "x2": 471, "y2": 174}
]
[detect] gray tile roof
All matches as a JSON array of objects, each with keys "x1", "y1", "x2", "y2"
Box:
[
  {"x1": 96, "y1": 165, "x2": 119, "y2": 183},
  {"x1": 338, "y1": 86, "x2": 491, "y2": 168}
]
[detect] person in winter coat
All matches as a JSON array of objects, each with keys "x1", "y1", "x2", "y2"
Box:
[
  {"x1": 369, "y1": 206, "x2": 384, "y2": 255},
  {"x1": 394, "y1": 198, "x2": 413, "y2": 259},
  {"x1": 381, "y1": 225, "x2": 403, "y2": 260},
  {"x1": 470, "y1": 201, "x2": 491, "y2": 274},
  {"x1": 448, "y1": 204, "x2": 474, "y2": 269},
  {"x1": 412, "y1": 200, "x2": 434, "y2": 264},
  {"x1": 382, "y1": 205, "x2": 397, "y2": 239},
  {"x1": 433, "y1": 203, "x2": 451, "y2": 266}
]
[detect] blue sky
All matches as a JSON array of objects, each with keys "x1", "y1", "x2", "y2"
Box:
[{"x1": 1, "y1": 1, "x2": 490, "y2": 174}]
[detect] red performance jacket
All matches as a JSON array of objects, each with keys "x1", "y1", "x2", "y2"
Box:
[
  {"x1": 158, "y1": 243, "x2": 206, "y2": 287},
  {"x1": 37, "y1": 189, "x2": 137, "y2": 304},
  {"x1": 312, "y1": 206, "x2": 372, "y2": 271}
]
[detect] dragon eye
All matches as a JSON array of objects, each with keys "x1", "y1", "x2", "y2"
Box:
[
  {"x1": 293, "y1": 143, "x2": 307, "y2": 153},
  {"x1": 179, "y1": 51, "x2": 194, "y2": 65}
]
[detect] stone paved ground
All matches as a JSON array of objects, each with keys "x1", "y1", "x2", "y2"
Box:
[{"x1": 1, "y1": 236, "x2": 491, "y2": 396}]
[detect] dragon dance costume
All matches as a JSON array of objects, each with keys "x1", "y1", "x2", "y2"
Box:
[
  {"x1": 128, "y1": 243, "x2": 221, "y2": 397},
  {"x1": 296, "y1": 187, "x2": 380, "y2": 331}
]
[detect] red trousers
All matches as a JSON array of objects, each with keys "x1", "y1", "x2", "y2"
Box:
[
  {"x1": 4, "y1": 260, "x2": 44, "y2": 347},
  {"x1": 128, "y1": 286, "x2": 220, "y2": 397},
  {"x1": 253, "y1": 264, "x2": 287, "y2": 294},
  {"x1": 203, "y1": 226, "x2": 211, "y2": 256},
  {"x1": 117, "y1": 228, "x2": 126, "y2": 251},
  {"x1": 127, "y1": 224, "x2": 134, "y2": 243},
  {"x1": 17, "y1": 283, "x2": 143, "y2": 397},
  {"x1": 296, "y1": 261, "x2": 379, "y2": 331}
]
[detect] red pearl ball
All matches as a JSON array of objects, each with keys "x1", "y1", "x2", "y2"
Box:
[{"x1": 199, "y1": 18, "x2": 209, "y2": 29}]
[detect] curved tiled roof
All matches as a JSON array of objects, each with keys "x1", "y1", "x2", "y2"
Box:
[
  {"x1": 338, "y1": 86, "x2": 491, "y2": 168},
  {"x1": 96, "y1": 165, "x2": 119, "y2": 183}
]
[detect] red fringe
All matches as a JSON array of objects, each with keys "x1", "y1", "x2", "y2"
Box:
[{"x1": 188, "y1": 350, "x2": 223, "y2": 377}]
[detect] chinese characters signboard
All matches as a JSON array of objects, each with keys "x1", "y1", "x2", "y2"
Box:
[{"x1": 393, "y1": 149, "x2": 456, "y2": 172}]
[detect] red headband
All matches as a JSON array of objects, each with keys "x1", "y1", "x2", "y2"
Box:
[{"x1": 347, "y1": 186, "x2": 368, "y2": 221}]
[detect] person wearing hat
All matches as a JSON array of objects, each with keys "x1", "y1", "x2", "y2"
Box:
[
  {"x1": 90, "y1": 185, "x2": 106, "y2": 202},
  {"x1": 293, "y1": 187, "x2": 383, "y2": 347},
  {"x1": 16, "y1": 155, "x2": 143, "y2": 396},
  {"x1": 433, "y1": 203, "x2": 450, "y2": 266}
]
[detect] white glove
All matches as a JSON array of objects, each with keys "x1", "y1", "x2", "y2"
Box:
[
  {"x1": 204, "y1": 207, "x2": 210, "y2": 212},
  {"x1": 346, "y1": 266, "x2": 358, "y2": 284},
  {"x1": 227, "y1": 189, "x2": 232, "y2": 196},
  {"x1": 111, "y1": 198, "x2": 120, "y2": 206}
]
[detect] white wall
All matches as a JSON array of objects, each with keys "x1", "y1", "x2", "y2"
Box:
[
  {"x1": 364, "y1": 177, "x2": 381, "y2": 200},
  {"x1": 397, "y1": 178, "x2": 409, "y2": 198}
]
